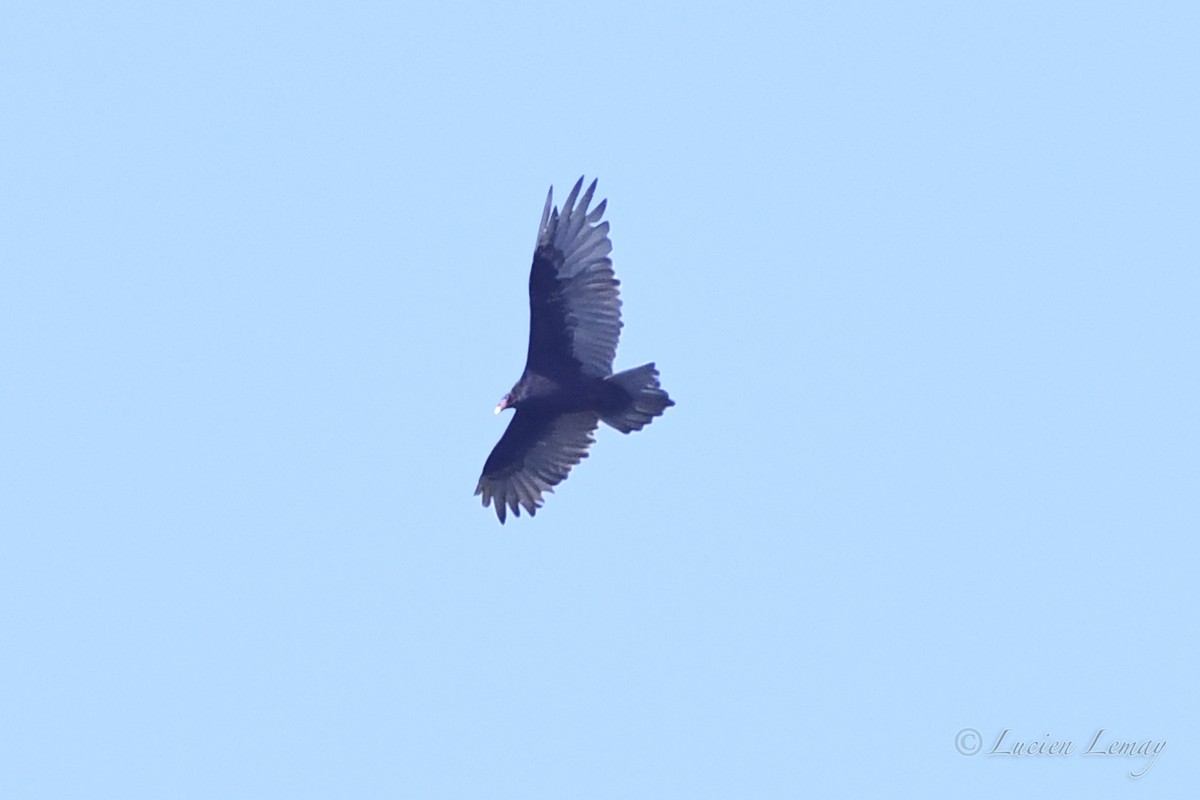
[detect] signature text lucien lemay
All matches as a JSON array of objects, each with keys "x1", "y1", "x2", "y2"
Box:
[{"x1": 988, "y1": 728, "x2": 1166, "y2": 778}]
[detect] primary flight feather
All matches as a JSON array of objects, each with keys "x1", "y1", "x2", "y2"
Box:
[{"x1": 475, "y1": 177, "x2": 674, "y2": 523}]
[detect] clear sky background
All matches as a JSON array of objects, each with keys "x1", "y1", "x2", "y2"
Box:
[{"x1": 2, "y1": 2, "x2": 1196, "y2": 797}]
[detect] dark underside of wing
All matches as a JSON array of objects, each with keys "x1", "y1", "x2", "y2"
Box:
[
  {"x1": 525, "y1": 247, "x2": 583, "y2": 380},
  {"x1": 475, "y1": 409, "x2": 599, "y2": 523},
  {"x1": 524, "y1": 178, "x2": 623, "y2": 381}
]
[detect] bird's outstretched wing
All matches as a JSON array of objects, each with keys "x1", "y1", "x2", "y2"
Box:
[
  {"x1": 475, "y1": 410, "x2": 600, "y2": 523},
  {"x1": 525, "y1": 177, "x2": 623, "y2": 381}
]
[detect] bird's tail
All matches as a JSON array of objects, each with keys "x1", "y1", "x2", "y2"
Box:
[{"x1": 601, "y1": 363, "x2": 674, "y2": 433}]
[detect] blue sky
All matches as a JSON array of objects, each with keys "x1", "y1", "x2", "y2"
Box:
[{"x1": 2, "y1": 2, "x2": 1197, "y2": 797}]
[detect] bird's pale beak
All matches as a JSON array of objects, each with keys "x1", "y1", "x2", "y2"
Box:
[{"x1": 494, "y1": 394, "x2": 510, "y2": 415}]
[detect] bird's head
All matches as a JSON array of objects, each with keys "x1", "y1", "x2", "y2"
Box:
[{"x1": 494, "y1": 392, "x2": 514, "y2": 415}]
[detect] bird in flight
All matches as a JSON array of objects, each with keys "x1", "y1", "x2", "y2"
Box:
[{"x1": 475, "y1": 177, "x2": 674, "y2": 523}]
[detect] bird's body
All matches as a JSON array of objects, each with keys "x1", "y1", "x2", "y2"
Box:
[
  {"x1": 475, "y1": 177, "x2": 673, "y2": 523},
  {"x1": 497, "y1": 374, "x2": 626, "y2": 419}
]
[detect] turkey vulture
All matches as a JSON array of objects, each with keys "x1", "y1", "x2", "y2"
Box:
[{"x1": 475, "y1": 177, "x2": 674, "y2": 523}]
